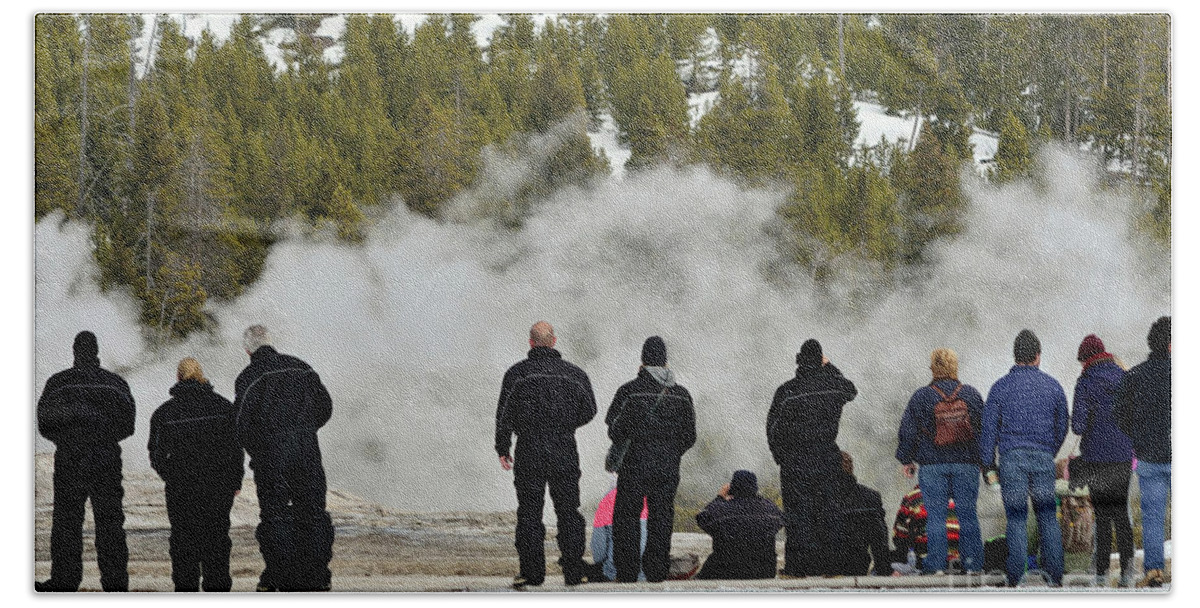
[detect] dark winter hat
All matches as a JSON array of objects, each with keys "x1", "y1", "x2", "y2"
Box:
[
  {"x1": 1013, "y1": 329, "x2": 1041, "y2": 364},
  {"x1": 1148, "y1": 316, "x2": 1171, "y2": 354},
  {"x1": 1076, "y1": 334, "x2": 1105, "y2": 362},
  {"x1": 797, "y1": 338, "x2": 823, "y2": 368},
  {"x1": 729, "y1": 470, "x2": 758, "y2": 498},
  {"x1": 641, "y1": 336, "x2": 667, "y2": 366},
  {"x1": 73, "y1": 330, "x2": 99, "y2": 360}
]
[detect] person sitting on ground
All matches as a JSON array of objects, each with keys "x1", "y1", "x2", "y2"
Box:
[
  {"x1": 890, "y1": 485, "x2": 961, "y2": 571},
  {"x1": 694, "y1": 470, "x2": 784, "y2": 580},
  {"x1": 828, "y1": 452, "x2": 892, "y2": 577},
  {"x1": 590, "y1": 481, "x2": 648, "y2": 582}
]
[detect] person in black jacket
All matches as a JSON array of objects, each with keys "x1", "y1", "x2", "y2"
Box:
[
  {"x1": 36, "y1": 331, "x2": 135, "y2": 592},
  {"x1": 695, "y1": 470, "x2": 784, "y2": 580},
  {"x1": 606, "y1": 336, "x2": 697, "y2": 583},
  {"x1": 149, "y1": 358, "x2": 245, "y2": 592},
  {"x1": 766, "y1": 338, "x2": 857, "y2": 577},
  {"x1": 1115, "y1": 316, "x2": 1171, "y2": 588},
  {"x1": 829, "y1": 451, "x2": 892, "y2": 577},
  {"x1": 495, "y1": 321, "x2": 597, "y2": 588},
  {"x1": 234, "y1": 325, "x2": 334, "y2": 592}
]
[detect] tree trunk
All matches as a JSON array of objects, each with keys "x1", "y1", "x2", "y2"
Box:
[
  {"x1": 78, "y1": 20, "x2": 90, "y2": 217},
  {"x1": 837, "y1": 14, "x2": 845, "y2": 79}
]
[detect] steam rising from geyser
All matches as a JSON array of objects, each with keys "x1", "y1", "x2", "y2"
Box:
[{"x1": 35, "y1": 146, "x2": 1168, "y2": 532}]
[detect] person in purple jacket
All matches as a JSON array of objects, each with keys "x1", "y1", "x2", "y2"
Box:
[
  {"x1": 1071, "y1": 334, "x2": 1133, "y2": 587},
  {"x1": 979, "y1": 330, "x2": 1069, "y2": 587},
  {"x1": 896, "y1": 348, "x2": 985, "y2": 574}
]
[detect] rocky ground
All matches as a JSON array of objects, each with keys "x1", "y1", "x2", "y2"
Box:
[{"x1": 34, "y1": 454, "x2": 1168, "y2": 593}]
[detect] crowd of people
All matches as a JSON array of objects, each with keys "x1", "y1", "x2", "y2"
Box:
[
  {"x1": 495, "y1": 316, "x2": 1171, "y2": 589},
  {"x1": 35, "y1": 314, "x2": 1170, "y2": 592},
  {"x1": 36, "y1": 325, "x2": 335, "y2": 592}
]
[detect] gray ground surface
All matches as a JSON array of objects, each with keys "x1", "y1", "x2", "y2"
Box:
[{"x1": 34, "y1": 454, "x2": 1168, "y2": 593}]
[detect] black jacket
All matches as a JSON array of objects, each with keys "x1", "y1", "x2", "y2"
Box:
[
  {"x1": 766, "y1": 363, "x2": 857, "y2": 474},
  {"x1": 695, "y1": 495, "x2": 784, "y2": 580},
  {"x1": 38, "y1": 354, "x2": 135, "y2": 450},
  {"x1": 149, "y1": 380, "x2": 244, "y2": 492},
  {"x1": 831, "y1": 480, "x2": 892, "y2": 576},
  {"x1": 494, "y1": 347, "x2": 597, "y2": 473},
  {"x1": 234, "y1": 346, "x2": 333, "y2": 458},
  {"x1": 605, "y1": 368, "x2": 696, "y2": 480},
  {"x1": 1115, "y1": 352, "x2": 1171, "y2": 464}
]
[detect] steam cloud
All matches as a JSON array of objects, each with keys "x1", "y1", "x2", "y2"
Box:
[{"x1": 34, "y1": 145, "x2": 1169, "y2": 537}]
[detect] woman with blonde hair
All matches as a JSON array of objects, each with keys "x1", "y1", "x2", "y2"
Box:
[{"x1": 148, "y1": 358, "x2": 244, "y2": 592}]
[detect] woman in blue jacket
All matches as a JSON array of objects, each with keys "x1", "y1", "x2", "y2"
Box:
[{"x1": 1072, "y1": 334, "x2": 1133, "y2": 587}]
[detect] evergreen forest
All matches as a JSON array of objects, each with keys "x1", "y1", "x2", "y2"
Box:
[{"x1": 34, "y1": 13, "x2": 1172, "y2": 341}]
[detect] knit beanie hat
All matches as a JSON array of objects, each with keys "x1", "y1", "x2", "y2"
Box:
[
  {"x1": 796, "y1": 338, "x2": 823, "y2": 368},
  {"x1": 1148, "y1": 316, "x2": 1171, "y2": 355},
  {"x1": 930, "y1": 348, "x2": 959, "y2": 380},
  {"x1": 642, "y1": 336, "x2": 667, "y2": 366},
  {"x1": 1076, "y1": 334, "x2": 1105, "y2": 362},
  {"x1": 1014, "y1": 329, "x2": 1041, "y2": 364},
  {"x1": 73, "y1": 331, "x2": 99, "y2": 362},
  {"x1": 729, "y1": 470, "x2": 758, "y2": 498}
]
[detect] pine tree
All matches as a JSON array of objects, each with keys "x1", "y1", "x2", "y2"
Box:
[
  {"x1": 894, "y1": 125, "x2": 964, "y2": 263},
  {"x1": 35, "y1": 14, "x2": 82, "y2": 218},
  {"x1": 992, "y1": 109, "x2": 1032, "y2": 182}
]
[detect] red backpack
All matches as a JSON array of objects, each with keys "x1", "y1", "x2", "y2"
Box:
[{"x1": 927, "y1": 383, "x2": 973, "y2": 446}]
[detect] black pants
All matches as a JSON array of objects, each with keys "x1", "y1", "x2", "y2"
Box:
[
  {"x1": 614, "y1": 473, "x2": 679, "y2": 583},
  {"x1": 1088, "y1": 461, "x2": 1133, "y2": 576},
  {"x1": 48, "y1": 446, "x2": 129, "y2": 591},
  {"x1": 513, "y1": 466, "x2": 586, "y2": 584},
  {"x1": 164, "y1": 483, "x2": 236, "y2": 591},
  {"x1": 250, "y1": 435, "x2": 334, "y2": 591},
  {"x1": 780, "y1": 468, "x2": 845, "y2": 577}
]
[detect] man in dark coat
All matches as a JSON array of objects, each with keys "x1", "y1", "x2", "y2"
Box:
[
  {"x1": 36, "y1": 331, "x2": 135, "y2": 592},
  {"x1": 495, "y1": 321, "x2": 597, "y2": 588},
  {"x1": 235, "y1": 325, "x2": 334, "y2": 592},
  {"x1": 829, "y1": 452, "x2": 892, "y2": 577},
  {"x1": 766, "y1": 338, "x2": 857, "y2": 577},
  {"x1": 1115, "y1": 316, "x2": 1171, "y2": 588},
  {"x1": 695, "y1": 470, "x2": 784, "y2": 580},
  {"x1": 606, "y1": 336, "x2": 696, "y2": 583},
  {"x1": 149, "y1": 357, "x2": 245, "y2": 592}
]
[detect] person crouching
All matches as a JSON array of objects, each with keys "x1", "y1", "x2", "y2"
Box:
[{"x1": 695, "y1": 470, "x2": 784, "y2": 580}]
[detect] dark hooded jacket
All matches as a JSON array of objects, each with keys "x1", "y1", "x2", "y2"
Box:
[
  {"x1": 766, "y1": 363, "x2": 858, "y2": 474},
  {"x1": 234, "y1": 346, "x2": 332, "y2": 459},
  {"x1": 149, "y1": 380, "x2": 245, "y2": 493},
  {"x1": 695, "y1": 492, "x2": 784, "y2": 579},
  {"x1": 1071, "y1": 356, "x2": 1132, "y2": 463},
  {"x1": 830, "y1": 476, "x2": 892, "y2": 576},
  {"x1": 605, "y1": 368, "x2": 696, "y2": 480},
  {"x1": 38, "y1": 336, "x2": 135, "y2": 450},
  {"x1": 1115, "y1": 352, "x2": 1171, "y2": 464},
  {"x1": 494, "y1": 347, "x2": 597, "y2": 474}
]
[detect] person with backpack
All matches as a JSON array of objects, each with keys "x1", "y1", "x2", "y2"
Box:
[
  {"x1": 605, "y1": 336, "x2": 696, "y2": 583},
  {"x1": 980, "y1": 330, "x2": 1070, "y2": 587},
  {"x1": 895, "y1": 348, "x2": 985, "y2": 574},
  {"x1": 1115, "y1": 316, "x2": 1171, "y2": 588},
  {"x1": 1070, "y1": 334, "x2": 1133, "y2": 587},
  {"x1": 148, "y1": 358, "x2": 244, "y2": 592}
]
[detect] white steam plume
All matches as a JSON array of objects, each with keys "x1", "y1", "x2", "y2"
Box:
[{"x1": 34, "y1": 145, "x2": 1169, "y2": 536}]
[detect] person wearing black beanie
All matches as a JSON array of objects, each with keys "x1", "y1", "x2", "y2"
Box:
[
  {"x1": 1116, "y1": 316, "x2": 1171, "y2": 588},
  {"x1": 766, "y1": 339, "x2": 858, "y2": 577},
  {"x1": 37, "y1": 331, "x2": 136, "y2": 592},
  {"x1": 694, "y1": 470, "x2": 784, "y2": 580},
  {"x1": 606, "y1": 336, "x2": 696, "y2": 583}
]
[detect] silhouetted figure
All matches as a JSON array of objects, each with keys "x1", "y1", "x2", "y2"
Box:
[
  {"x1": 235, "y1": 325, "x2": 334, "y2": 592},
  {"x1": 36, "y1": 331, "x2": 135, "y2": 592},
  {"x1": 695, "y1": 470, "x2": 784, "y2": 580},
  {"x1": 149, "y1": 358, "x2": 244, "y2": 591}
]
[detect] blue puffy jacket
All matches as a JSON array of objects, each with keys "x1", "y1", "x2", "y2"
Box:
[
  {"x1": 980, "y1": 365, "x2": 1069, "y2": 465},
  {"x1": 896, "y1": 379, "x2": 985, "y2": 465},
  {"x1": 1071, "y1": 357, "x2": 1132, "y2": 463}
]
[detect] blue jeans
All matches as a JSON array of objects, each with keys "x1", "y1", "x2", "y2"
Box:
[
  {"x1": 999, "y1": 449, "x2": 1062, "y2": 585},
  {"x1": 919, "y1": 463, "x2": 984, "y2": 573},
  {"x1": 1136, "y1": 461, "x2": 1171, "y2": 570},
  {"x1": 590, "y1": 521, "x2": 647, "y2": 581}
]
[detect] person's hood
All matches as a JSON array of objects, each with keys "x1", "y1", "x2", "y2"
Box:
[
  {"x1": 644, "y1": 365, "x2": 676, "y2": 387},
  {"x1": 169, "y1": 379, "x2": 213, "y2": 398}
]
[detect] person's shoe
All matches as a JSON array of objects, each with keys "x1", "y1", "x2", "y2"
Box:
[
  {"x1": 1118, "y1": 571, "x2": 1133, "y2": 588},
  {"x1": 35, "y1": 579, "x2": 77, "y2": 592},
  {"x1": 778, "y1": 569, "x2": 804, "y2": 579},
  {"x1": 564, "y1": 572, "x2": 587, "y2": 586},
  {"x1": 255, "y1": 582, "x2": 278, "y2": 592},
  {"x1": 511, "y1": 576, "x2": 542, "y2": 590},
  {"x1": 1135, "y1": 569, "x2": 1164, "y2": 588}
]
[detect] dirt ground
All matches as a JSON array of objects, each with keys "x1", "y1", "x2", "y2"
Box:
[{"x1": 34, "y1": 453, "x2": 1168, "y2": 593}]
